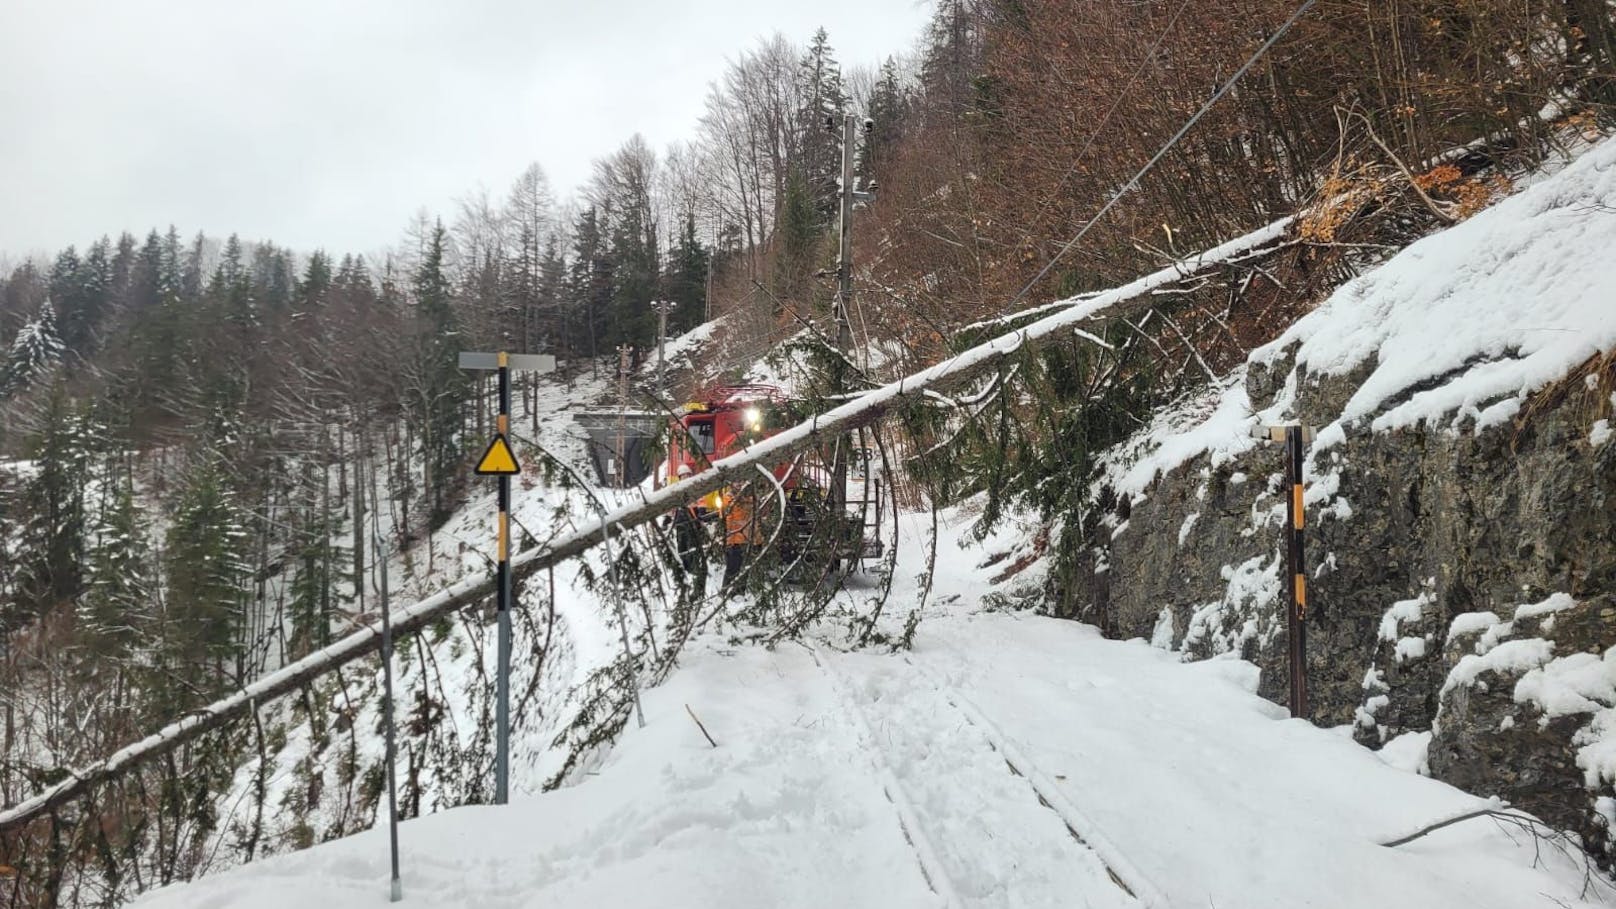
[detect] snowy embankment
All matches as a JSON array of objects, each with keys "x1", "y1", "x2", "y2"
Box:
[
  {"x1": 135, "y1": 507, "x2": 1603, "y2": 908},
  {"x1": 1106, "y1": 134, "x2": 1616, "y2": 504}
]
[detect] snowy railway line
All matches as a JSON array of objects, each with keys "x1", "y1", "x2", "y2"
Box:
[
  {"x1": 901, "y1": 657, "x2": 1164, "y2": 907},
  {"x1": 805, "y1": 645, "x2": 965, "y2": 909},
  {"x1": 814, "y1": 643, "x2": 1154, "y2": 908},
  {"x1": 126, "y1": 511, "x2": 1610, "y2": 908}
]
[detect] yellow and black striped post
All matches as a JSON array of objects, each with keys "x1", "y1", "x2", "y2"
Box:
[
  {"x1": 494, "y1": 352, "x2": 513, "y2": 802},
  {"x1": 460, "y1": 350, "x2": 554, "y2": 803},
  {"x1": 1282, "y1": 425, "x2": 1309, "y2": 719}
]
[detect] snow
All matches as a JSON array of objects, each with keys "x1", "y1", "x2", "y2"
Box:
[
  {"x1": 1396, "y1": 637, "x2": 1429, "y2": 664},
  {"x1": 1448, "y1": 611, "x2": 1505, "y2": 644},
  {"x1": 1176, "y1": 511, "x2": 1198, "y2": 545},
  {"x1": 1515, "y1": 649, "x2": 1616, "y2": 719},
  {"x1": 1379, "y1": 594, "x2": 1430, "y2": 643},
  {"x1": 1378, "y1": 730, "x2": 1432, "y2": 776},
  {"x1": 1593, "y1": 419, "x2": 1612, "y2": 447},
  {"x1": 133, "y1": 508, "x2": 1603, "y2": 909},
  {"x1": 1095, "y1": 137, "x2": 1616, "y2": 521},
  {"x1": 1515, "y1": 591, "x2": 1576, "y2": 622},
  {"x1": 1103, "y1": 374, "x2": 1258, "y2": 499},
  {"x1": 1443, "y1": 639, "x2": 1556, "y2": 695},
  {"x1": 1252, "y1": 137, "x2": 1616, "y2": 437}
]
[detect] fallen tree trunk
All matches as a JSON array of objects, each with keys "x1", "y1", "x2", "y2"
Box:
[{"x1": 0, "y1": 214, "x2": 1294, "y2": 837}]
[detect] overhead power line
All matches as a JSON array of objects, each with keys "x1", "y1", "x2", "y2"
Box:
[{"x1": 999, "y1": 0, "x2": 1319, "y2": 319}]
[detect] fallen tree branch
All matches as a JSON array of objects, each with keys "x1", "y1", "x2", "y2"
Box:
[{"x1": 1379, "y1": 805, "x2": 1541, "y2": 848}]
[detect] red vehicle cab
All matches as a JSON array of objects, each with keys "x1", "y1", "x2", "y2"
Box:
[
  {"x1": 662, "y1": 384, "x2": 797, "y2": 518},
  {"x1": 663, "y1": 383, "x2": 880, "y2": 576}
]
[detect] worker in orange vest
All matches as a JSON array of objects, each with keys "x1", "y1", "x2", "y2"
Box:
[{"x1": 722, "y1": 485, "x2": 763, "y2": 587}]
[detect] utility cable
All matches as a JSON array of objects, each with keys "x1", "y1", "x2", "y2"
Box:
[{"x1": 996, "y1": 0, "x2": 1318, "y2": 321}]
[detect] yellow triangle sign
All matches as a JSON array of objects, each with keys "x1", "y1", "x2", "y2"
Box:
[{"x1": 475, "y1": 433, "x2": 520, "y2": 475}]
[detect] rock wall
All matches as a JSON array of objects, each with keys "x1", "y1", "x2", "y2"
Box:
[{"x1": 1058, "y1": 349, "x2": 1616, "y2": 861}]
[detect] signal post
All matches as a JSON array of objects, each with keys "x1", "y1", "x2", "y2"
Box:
[
  {"x1": 1252, "y1": 423, "x2": 1315, "y2": 719},
  {"x1": 460, "y1": 351, "x2": 555, "y2": 804}
]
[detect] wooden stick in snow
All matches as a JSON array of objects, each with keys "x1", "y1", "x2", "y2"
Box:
[{"x1": 684, "y1": 704, "x2": 718, "y2": 748}]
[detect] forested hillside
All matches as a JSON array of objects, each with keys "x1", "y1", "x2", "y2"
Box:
[{"x1": 2, "y1": 0, "x2": 1614, "y2": 905}]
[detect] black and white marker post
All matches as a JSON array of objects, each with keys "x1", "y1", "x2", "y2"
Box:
[
  {"x1": 460, "y1": 351, "x2": 556, "y2": 804},
  {"x1": 1252, "y1": 423, "x2": 1315, "y2": 719}
]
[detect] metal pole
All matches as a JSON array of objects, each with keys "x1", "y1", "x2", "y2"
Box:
[
  {"x1": 656, "y1": 300, "x2": 669, "y2": 395},
  {"x1": 1283, "y1": 425, "x2": 1309, "y2": 719},
  {"x1": 495, "y1": 352, "x2": 513, "y2": 804},
  {"x1": 364, "y1": 436, "x2": 403, "y2": 902},
  {"x1": 830, "y1": 112, "x2": 857, "y2": 521},
  {"x1": 616, "y1": 345, "x2": 630, "y2": 488}
]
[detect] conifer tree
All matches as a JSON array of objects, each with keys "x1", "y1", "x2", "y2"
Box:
[
  {"x1": 796, "y1": 28, "x2": 849, "y2": 220},
  {"x1": 7, "y1": 381, "x2": 90, "y2": 627},
  {"x1": 298, "y1": 251, "x2": 334, "y2": 311},
  {"x1": 409, "y1": 222, "x2": 468, "y2": 526},
  {"x1": 2, "y1": 299, "x2": 65, "y2": 398},
  {"x1": 774, "y1": 169, "x2": 822, "y2": 308},
  {"x1": 286, "y1": 456, "x2": 349, "y2": 658},
  {"x1": 566, "y1": 207, "x2": 612, "y2": 360},
  {"x1": 161, "y1": 455, "x2": 250, "y2": 700},
  {"x1": 664, "y1": 212, "x2": 710, "y2": 334},
  {"x1": 862, "y1": 57, "x2": 909, "y2": 178},
  {"x1": 211, "y1": 234, "x2": 256, "y2": 332},
  {"x1": 538, "y1": 235, "x2": 567, "y2": 352},
  {"x1": 78, "y1": 474, "x2": 151, "y2": 659}
]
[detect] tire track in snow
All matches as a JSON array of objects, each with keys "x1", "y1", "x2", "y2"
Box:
[
  {"x1": 902, "y1": 656, "x2": 1169, "y2": 909},
  {"x1": 803, "y1": 645, "x2": 965, "y2": 909}
]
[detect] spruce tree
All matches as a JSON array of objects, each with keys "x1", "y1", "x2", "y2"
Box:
[
  {"x1": 774, "y1": 169, "x2": 823, "y2": 308},
  {"x1": 7, "y1": 381, "x2": 90, "y2": 627},
  {"x1": 161, "y1": 455, "x2": 250, "y2": 701},
  {"x1": 410, "y1": 223, "x2": 468, "y2": 526},
  {"x1": 298, "y1": 251, "x2": 334, "y2": 311},
  {"x1": 211, "y1": 234, "x2": 256, "y2": 332},
  {"x1": 796, "y1": 29, "x2": 849, "y2": 220},
  {"x1": 663, "y1": 212, "x2": 710, "y2": 334},
  {"x1": 286, "y1": 458, "x2": 349, "y2": 658},
  {"x1": 79, "y1": 474, "x2": 151, "y2": 659},
  {"x1": 538, "y1": 235, "x2": 567, "y2": 354},
  {"x1": 862, "y1": 58, "x2": 909, "y2": 178},
  {"x1": 566, "y1": 207, "x2": 613, "y2": 360},
  {"x1": 2, "y1": 299, "x2": 65, "y2": 398}
]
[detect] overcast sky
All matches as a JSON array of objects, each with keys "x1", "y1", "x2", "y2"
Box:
[{"x1": 0, "y1": 0, "x2": 931, "y2": 261}]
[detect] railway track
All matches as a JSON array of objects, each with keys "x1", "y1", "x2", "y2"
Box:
[
  {"x1": 904, "y1": 657, "x2": 1166, "y2": 908},
  {"x1": 803, "y1": 644, "x2": 964, "y2": 909},
  {"x1": 807, "y1": 643, "x2": 1159, "y2": 908}
]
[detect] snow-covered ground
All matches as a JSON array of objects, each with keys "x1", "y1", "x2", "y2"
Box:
[{"x1": 134, "y1": 507, "x2": 1605, "y2": 909}]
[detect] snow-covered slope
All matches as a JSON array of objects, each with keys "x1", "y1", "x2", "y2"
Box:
[
  {"x1": 134, "y1": 507, "x2": 1605, "y2": 909},
  {"x1": 1105, "y1": 135, "x2": 1616, "y2": 500}
]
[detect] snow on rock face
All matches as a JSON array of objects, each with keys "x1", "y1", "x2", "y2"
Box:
[
  {"x1": 1431, "y1": 593, "x2": 1616, "y2": 864},
  {"x1": 1071, "y1": 136, "x2": 1616, "y2": 867},
  {"x1": 1379, "y1": 593, "x2": 1432, "y2": 642},
  {"x1": 1251, "y1": 136, "x2": 1616, "y2": 436},
  {"x1": 1442, "y1": 638, "x2": 1556, "y2": 695}
]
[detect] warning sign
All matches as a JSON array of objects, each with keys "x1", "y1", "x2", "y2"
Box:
[{"x1": 475, "y1": 434, "x2": 520, "y2": 475}]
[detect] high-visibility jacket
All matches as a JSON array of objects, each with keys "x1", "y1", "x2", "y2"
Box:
[{"x1": 722, "y1": 491, "x2": 762, "y2": 546}]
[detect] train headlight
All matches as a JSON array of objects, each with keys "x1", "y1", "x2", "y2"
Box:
[{"x1": 744, "y1": 407, "x2": 762, "y2": 430}]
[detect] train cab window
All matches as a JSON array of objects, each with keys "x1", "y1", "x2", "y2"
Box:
[{"x1": 689, "y1": 420, "x2": 716, "y2": 455}]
